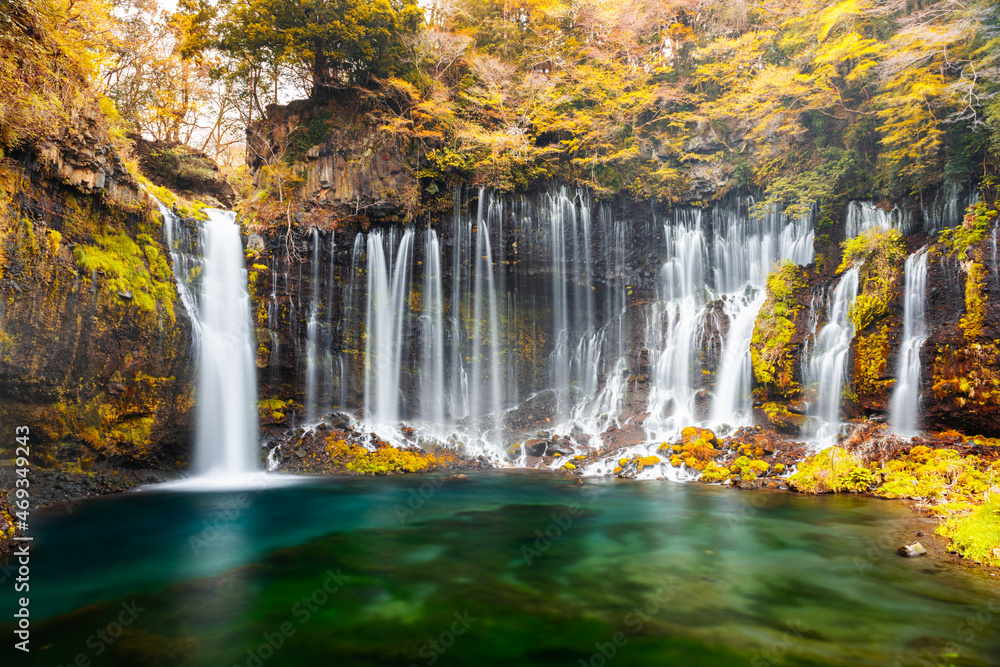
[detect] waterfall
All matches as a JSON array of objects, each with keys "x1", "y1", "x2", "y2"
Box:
[
  {"x1": 710, "y1": 289, "x2": 766, "y2": 426},
  {"x1": 193, "y1": 210, "x2": 259, "y2": 477},
  {"x1": 923, "y1": 182, "x2": 977, "y2": 234},
  {"x1": 890, "y1": 249, "x2": 929, "y2": 435},
  {"x1": 281, "y1": 187, "x2": 836, "y2": 462},
  {"x1": 155, "y1": 200, "x2": 201, "y2": 338},
  {"x1": 267, "y1": 268, "x2": 280, "y2": 379},
  {"x1": 845, "y1": 201, "x2": 913, "y2": 238},
  {"x1": 707, "y1": 201, "x2": 814, "y2": 427},
  {"x1": 546, "y1": 189, "x2": 595, "y2": 416},
  {"x1": 363, "y1": 230, "x2": 415, "y2": 428},
  {"x1": 645, "y1": 210, "x2": 708, "y2": 438},
  {"x1": 470, "y1": 194, "x2": 503, "y2": 427},
  {"x1": 421, "y1": 229, "x2": 446, "y2": 424},
  {"x1": 304, "y1": 228, "x2": 321, "y2": 423},
  {"x1": 562, "y1": 211, "x2": 630, "y2": 444},
  {"x1": 805, "y1": 267, "x2": 860, "y2": 434},
  {"x1": 449, "y1": 194, "x2": 471, "y2": 419}
]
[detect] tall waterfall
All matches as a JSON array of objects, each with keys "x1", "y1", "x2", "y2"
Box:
[
  {"x1": 710, "y1": 289, "x2": 766, "y2": 425},
  {"x1": 421, "y1": 229, "x2": 446, "y2": 424},
  {"x1": 645, "y1": 209, "x2": 708, "y2": 438},
  {"x1": 805, "y1": 267, "x2": 860, "y2": 435},
  {"x1": 470, "y1": 197, "x2": 503, "y2": 428},
  {"x1": 194, "y1": 210, "x2": 259, "y2": 477},
  {"x1": 643, "y1": 200, "x2": 814, "y2": 438},
  {"x1": 890, "y1": 250, "x2": 929, "y2": 435},
  {"x1": 707, "y1": 201, "x2": 814, "y2": 426},
  {"x1": 363, "y1": 230, "x2": 414, "y2": 428},
  {"x1": 304, "y1": 228, "x2": 321, "y2": 423}
]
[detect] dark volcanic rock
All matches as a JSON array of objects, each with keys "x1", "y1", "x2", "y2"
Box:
[{"x1": 133, "y1": 136, "x2": 236, "y2": 207}]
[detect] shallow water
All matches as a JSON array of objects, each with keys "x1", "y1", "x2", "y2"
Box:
[{"x1": 4, "y1": 471, "x2": 999, "y2": 666}]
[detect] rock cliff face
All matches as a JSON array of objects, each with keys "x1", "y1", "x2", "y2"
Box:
[
  {"x1": 923, "y1": 233, "x2": 1000, "y2": 435},
  {"x1": 33, "y1": 105, "x2": 144, "y2": 207},
  {"x1": 243, "y1": 97, "x2": 1000, "y2": 448},
  {"x1": 247, "y1": 98, "x2": 420, "y2": 224},
  {"x1": 0, "y1": 113, "x2": 195, "y2": 469},
  {"x1": 133, "y1": 136, "x2": 236, "y2": 208}
]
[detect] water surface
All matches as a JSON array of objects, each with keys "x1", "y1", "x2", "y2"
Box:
[{"x1": 4, "y1": 471, "x2": 999, "y2": 666}]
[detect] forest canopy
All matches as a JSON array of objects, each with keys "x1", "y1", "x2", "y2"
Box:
[{"x1": 1, "y1": 0, "x2": 999, "y2": 209}]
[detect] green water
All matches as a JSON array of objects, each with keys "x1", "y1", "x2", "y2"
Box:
[{"x1": 3, "y1": 471, "x2": 999, "y2": 666}]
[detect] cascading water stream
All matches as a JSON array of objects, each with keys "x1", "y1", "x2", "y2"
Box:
[
  {"x1": 193, "y1": 210, "x2": 260, "y2": 478},
  {"x1": 710, "y1": 289, "x2": 766, "y2": 426},
  {"x1": 274, "y1": 188, "x2": 838, "y2": 469},
  {"x1": 845, "y1": 201, "x2": 912, "y2": 238},
  {"x1": 304, "y1": 228, "x2": 321, "y2": 423},
  {"x1": 470, "y1": 195, "x2": 503, "y2": 428},
  {"x1": 924, "y1": 182, "x2": 977, "y2": 234},
  {"x1": 890, "y1": 249, "x2": 929, "y2": 435},
  {"x1": 156, "y1": 200, "x2": 201, "y2": 339},
  {"x1": 449, "y1": 196, "x2": 471, "y2": 420},
  {"x1": 645, "y1": 210, "x2": 707, "y2": 440},
  {"x1": 706, "y1": 201, "x2": 814, "y2": 428},
  {"x1": 363, "y1": 229, "x2": 416, "y2": 430},
  {"x1": 421, "y1": 229, "x2": 446, "y2": 424},
  {"x1": 805, "y1": 267, "x2": 860, "y2": 439}
]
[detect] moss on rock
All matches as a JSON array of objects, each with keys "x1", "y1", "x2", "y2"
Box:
[
  {"x1": 839, "y1": 227, "x2": 905, "y2": 332},
  {"x1": 750, "y1": 261, "x2": 807, "y2": 397}
]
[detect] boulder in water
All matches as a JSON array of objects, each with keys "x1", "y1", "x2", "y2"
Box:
[{"x1": 898, "y1": 542, "x2": 928, "y2": 557}]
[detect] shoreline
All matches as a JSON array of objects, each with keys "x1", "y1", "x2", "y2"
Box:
[{"x1": 4, "y1": 438, "x2": 999, "y2": 578}]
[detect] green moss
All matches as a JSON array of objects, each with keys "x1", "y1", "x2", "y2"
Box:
[
  {"x1": 74, "y1": 231, "x2": 176, "y2": 319},
  {"x1": 839, "y1": 227, "x2": 905, "y2": 332},
  {"x1": 790, "y1": 442, "x2": 1000, "y2": 564},
  {"x1": 731, "y1": 456, "x2": 769, "y2": 481},
  {"x1": 787, "y1": 446, "x2": 864, "y2": 494},
  {"x1": 751, "y1": 261, "x2": 806, "y2": 396},
  {"x1": 259, "y1": 398, "x2": 287, "y2": 420},
  {"x1": 285, "y1": 112, "x2": 333, "y2": 164},
  {"x1": 761, "y1": 401, "x2": 805, "y2": 431},
  {"x1": 700, "y1": 461, "x2": 730, "y2": 483},
  {"x1": 938, "y1": 495, "x2": 1000, "y2": 566},
  {"x1": 960, "y1": 260, "x2": 986, "y2": 341},
  {"x1": 854, "y1": 326, "x2": 892, "y2": 397},
  {"x1": 939, "y1": 200, "x2": 998, "y2": 260},
  {"x1": 138, "y1": 176, "x2": 178, "y2": 209},
  {"x1": 876, "y1": 445, "x2": 990, "y2": 501}
]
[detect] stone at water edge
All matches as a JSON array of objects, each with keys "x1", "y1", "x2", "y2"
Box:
[
  {"x1": 898, "y1": 542, "x2": 928, "y2": 557},
  {"x1": 522, "y1": 439, "x2": 548, "y2": 457}
]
